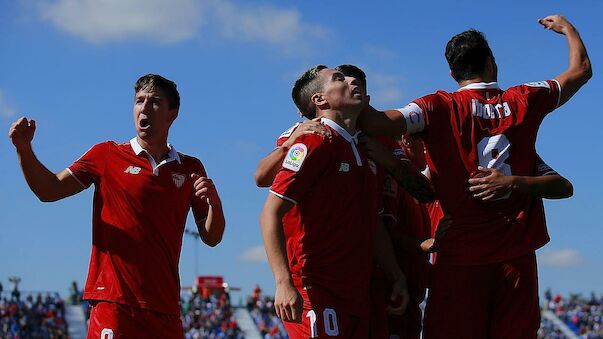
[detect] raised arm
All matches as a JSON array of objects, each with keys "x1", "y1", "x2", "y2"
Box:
[
  {"x1": 260, "y1": 194, "x2": 303, "y2": 323},
  {"x1": 539, "y1": 15, "x2": 592, "y2": 107},
  {"x1": 254, "y1": 120, "x2": 330, "y2": 187},
  {"x1": 9, "y1": 117, "x2": 85, "y2": 202},
  {"x1": 192, "y1": 174, "x2": 226, "y2": 247}
]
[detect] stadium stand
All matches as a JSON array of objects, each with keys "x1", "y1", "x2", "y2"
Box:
[
  {"x1": 245, "y1": 289, "x2": 288, "y2": 339},
  {"x1": 0, "y1": 290, "x2": 69, "y2": 338},
  {"x1": 543, "y1": 290, "x2": 603, "y2": 338},
  {"x1": 180, "y1": 288, "x2": 244, "y2": 338}
]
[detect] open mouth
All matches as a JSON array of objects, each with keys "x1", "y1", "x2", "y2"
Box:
[
  {"x1": 139, "y1": 118, "x2": 151, "y2": 129},
  {"x1": 351, "y1": 87, "x2": 362, "y2": 98}
]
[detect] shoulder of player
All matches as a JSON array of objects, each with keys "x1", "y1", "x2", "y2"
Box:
[
  {"x1": 177, "y1": 152, "x2": 206, "y2": 169},
  {"x1": 278, "y1": 122, "x2": 302, "y2": 139}
]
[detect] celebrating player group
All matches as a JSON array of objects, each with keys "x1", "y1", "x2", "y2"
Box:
[{"x1": 9, "y1": 13, "x2": 591, "y2": 339}]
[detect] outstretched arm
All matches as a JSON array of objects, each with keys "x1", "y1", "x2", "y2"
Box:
[
  {"x1": 539, "y1": 15, "x2": 592, "y2": 106},
  {"x1": 192, "y1": 174, "x2": 226, "y2": 247},
  {"x1": 260, "y1": 194, "x2": 303, "y2": 323},
  {"x1": 358, "y1": 105, "x2": 408, "y2": 137},
  {"x1": 9, "y1": 117, "x2": 85, "y2": 202},
  {"x1": 254, "y1": 120, "x2": 330, "y2": 187}
]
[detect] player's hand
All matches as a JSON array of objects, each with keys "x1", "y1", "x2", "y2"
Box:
[
  {"x1": 191, "y1": 174, "x2": 221, "y2": 206},
  {"x1": 282, "y1": 119, "x2": 331, "y2": 149},
  {"x1": 9, "y1": 117, "x2": 36, "y2": 151},
  {"x1": 274, "y1": 281, "x2": 303, "y2": 323},
  {"x1": 387, "y1": 273, "x2": 409, "y2": 315},
  {"x1": 538, "y1": 15, "x2": 575, "y2": 35},
  {"x1": 423, "y1": 215, "x2": 452, "y2": 253},
  {"x1": 468, "y1": 167, "x2": 514, "y2": 201}
]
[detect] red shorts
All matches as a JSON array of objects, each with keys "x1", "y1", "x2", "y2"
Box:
[
  {"x1": 423, "y1": 252, "x2": 540, "y2": 339},
  {"x1": 283, "y1": 285, "x2": 369, "y2": 339},
  {"x1": 87, "y1": 300, "x2": 183, "y2": 339}
]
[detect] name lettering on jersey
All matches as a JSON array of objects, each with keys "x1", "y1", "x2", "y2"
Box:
[
  {"x1": 124, "y1": 166, "x2": 142, "y2": 174},
  {"x1": 471, "y1": 99, "x2": 512, "y2": 119},
  {"x1": 339, "y1": 163, "x2": 350, "y2": 172},
  {"x1": 282, "y1": 143, "x2": 307, "y2": 172},
  {"x1": 171, "y1": 172, "x2": 185, "y2": 188}
]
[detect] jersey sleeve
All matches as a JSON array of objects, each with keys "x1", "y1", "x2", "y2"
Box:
[
  {"x1": 67, "y1": 142, "x2": 109, "y2": 188},
  {"x1": 190, "y1": 159, "x2": 210, "y2": 222},
  {"x1": 514, "y1": 80, "x2": 562, "y2": 118},
  {"x1": 275, "y1": 122, "x2": 301, "y2": 147},
  {"x1": 396, "y1": 93, "x2": 445, "y2": 134},
  {"x1": 533, "y1": 154, "x2": 559, "y2": 176},
  {"x1": 270, "y1": 134, "x2": 331, "y2": 204}
]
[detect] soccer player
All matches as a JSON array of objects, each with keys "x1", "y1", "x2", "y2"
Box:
[
  {"x1": 260, "y1": 65, "x2": 405, "y2": 339},
  {"x1": 8, "y1": 74, "x2": 226, "y2": 338},
  {"x1": 359, "y1": 15, "x2": 591, "y2": 338}
]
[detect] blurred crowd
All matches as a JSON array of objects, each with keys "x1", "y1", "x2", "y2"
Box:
[
  {"x1": 0, "y1": 289, "x2": 68, "y2": 339},
  {"x1": 181, "y1": 289, "x2": 243, "y2": 339},
  {"x1": 246, "y1": 285, "x2": 287, "y2": 339},
  {"x1": 543, "y1": 289, "x2": 603, "y2": 339}
]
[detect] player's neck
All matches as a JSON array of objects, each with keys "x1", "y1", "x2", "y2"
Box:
[
  {"x1": 322, "y1": 110, "x2": 359, "y2": 136},
  {"x1": 136, "y1": 136, "x2": 170, "y2": 163},
  {"x1": 457, "y1": 74, "x2": 497, "y2": 88}
]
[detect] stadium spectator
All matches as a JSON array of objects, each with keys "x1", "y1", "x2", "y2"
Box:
[
  {"x1": 0, "y1": 290, "x2": 68, "y2": 338},
  {"x1": 549, "y1": 292, "x2": 603, "y2": 338},
  {"x1": 247, "y1": 295, "x2": 288, "y2": 339},
  {"x1": 360, "y1": 14, "x2": 591, "y2": 338},
  {"x1": 181, "y1": 290, "x2": 243, "y2": 339},
  {"x1": 8, "y1": 74, "x2": 226, "y2": 338}
]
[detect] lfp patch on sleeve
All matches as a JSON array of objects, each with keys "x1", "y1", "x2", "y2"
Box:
[{"x1": 282, "y1": 143, "x2": 308, "y2": 172}]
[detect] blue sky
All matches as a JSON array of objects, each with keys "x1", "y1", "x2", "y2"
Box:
[{"x1": 1, "y1": 0, "x2": 601, "y2": 302}]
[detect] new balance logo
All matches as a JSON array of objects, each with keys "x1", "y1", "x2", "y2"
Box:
[
  {"x1": 124, "y1": 166, "x2": 142, "y2": 174},
  {"x1": 339, "y1": 163, "x2": 350, "y2": 172}
]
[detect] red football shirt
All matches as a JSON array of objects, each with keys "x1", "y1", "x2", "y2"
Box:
[
  {"x1": 397, "y1": 80, "x2": 561, "y2": 264},
  {"x1": 67, "y1": 138, "x2": 209, "y2": 315},
  {"x1": 270, "y1": 118, "x2": 379, "y2": 316}
]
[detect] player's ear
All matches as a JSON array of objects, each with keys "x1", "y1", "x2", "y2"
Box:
[
  {"x1": 169, "y1": 108, "x2": 179, "y2": 122},
  {"x1": 449, "y1": 70, "x2": 459, "y2": 83},
  {"x1": 312, "y1": 92, "x2": 327, "y2": 107}
]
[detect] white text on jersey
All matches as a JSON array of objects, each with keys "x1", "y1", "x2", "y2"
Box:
[{"x1": 471, "y1": 99, "x2": 512, "y2": 119}]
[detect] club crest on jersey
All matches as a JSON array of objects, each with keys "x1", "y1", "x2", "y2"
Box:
[
  {"x1": 283, "y1": 143, "x2": 307, "y2": 172},
  {"x1": 172, "y1": 172, "x2": 185, "y2": 188},
  {"x1": 525, "y1": 81, "x2": 550, "y2": 89}
]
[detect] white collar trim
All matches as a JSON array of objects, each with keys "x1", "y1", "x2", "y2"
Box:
[
  {"x1": 457, "y1": 82, "x2": 500, "y2": 91},
  {"x1": 320, "y1": 118, "x2": 362, "y2": 166},
  {"x1": 320, "y1": 118, "x2": 360, "y2": 144},
  {"x1": 130, "y1": 138, "x2": 181, "y2": 175}
]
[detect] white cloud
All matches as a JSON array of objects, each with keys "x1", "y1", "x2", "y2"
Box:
[
  {"x1": 36, "y1": 0, "x2": 329, "y2": 51},
  {"x1": 39, "y1": 0, "x2": 203, "y2": 43},
  {"x1": 210, "y1": 1, "x2": 328, "y2": 52},
  {"x1": 369, "y1": 72, "x2": 404, "y2": 105},
  {"x1": 538, "y1": 248, "x2": 584, "y2": 267},
  {"x1": 0, "y1": 91, "x2": 18, "y2": 118},
  {"x1": 239, "y1": 245, "x2": 267, "y2": 263}
]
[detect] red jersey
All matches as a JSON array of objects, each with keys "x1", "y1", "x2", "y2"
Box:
[
  {"x1": 67, "y1": 138, "x2": 209, "y2": 315},
  {"x1": 397, "y1": 80, "x2": 561, "y2": 264},
  {"x1": 270, "y1": 118, "x2": 379, "y2": 316}
]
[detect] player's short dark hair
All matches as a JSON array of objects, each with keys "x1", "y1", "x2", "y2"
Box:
[
  {"x1": 134, "y1": 74, "x2": 180, "y2": 110},
  {"x1": 335, "y1": 64, "x2": 367, "y2": 93},
  {"x1": 292, "y1": 65, "x2": 328, "y2": 119},
  {"x1": 445, "y1": 29, "x2": 494, "y2": 82}
]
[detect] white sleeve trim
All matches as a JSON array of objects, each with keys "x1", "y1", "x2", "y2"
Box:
[
  {"x1": 396, "y1": 102, "x2": 426, "y2": 134},
  {"x1": 65, "y1": 168, "x2": 87, "y2": 188},
  {"x1": 552, "y1": 79, "x2": 562, "y2": 108},
  {"x1": 269, "y1": 190, "x2": 298, "y2": 205}
]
